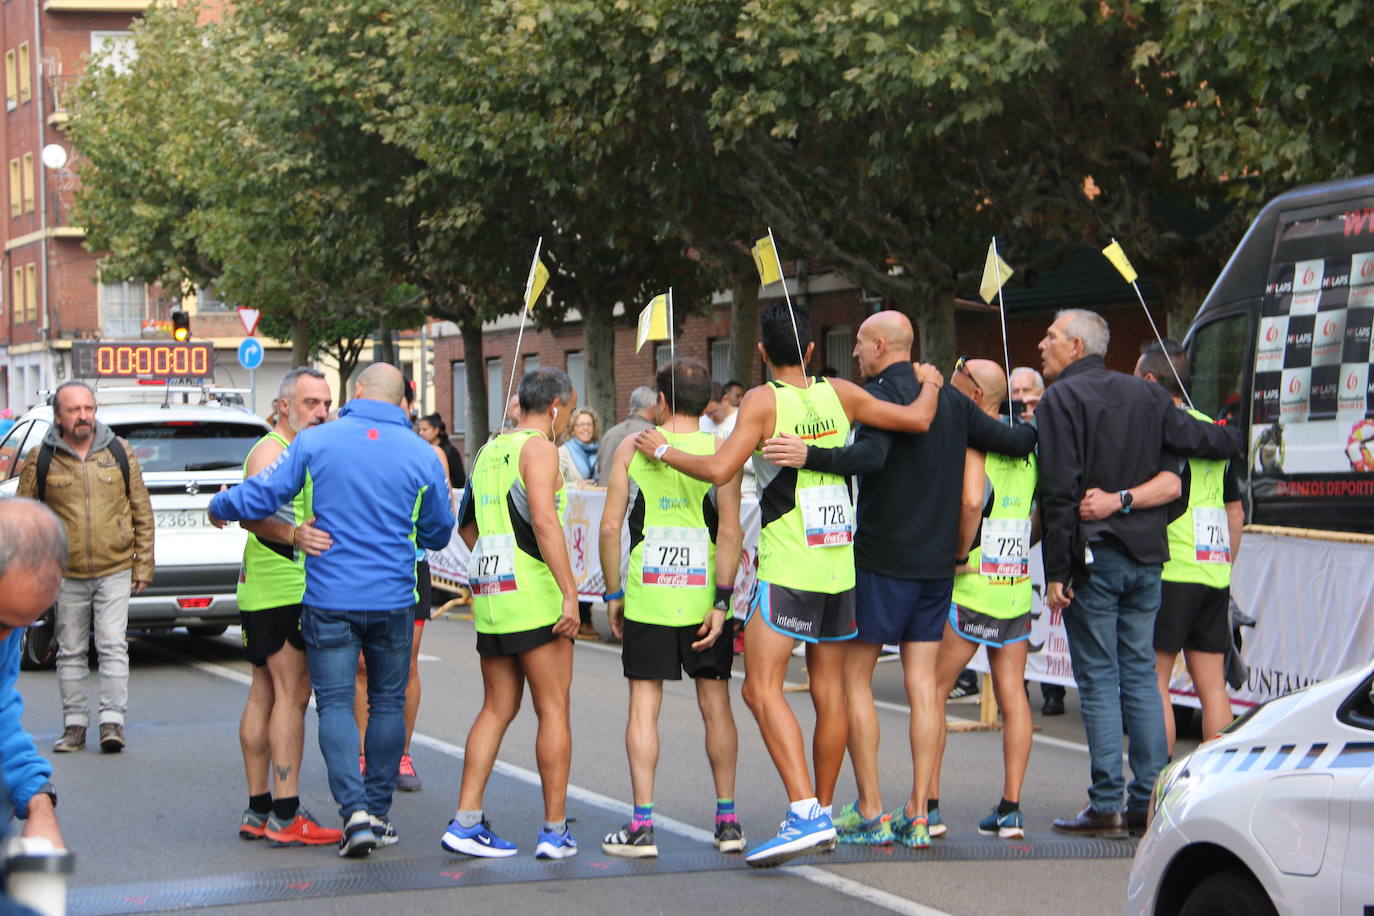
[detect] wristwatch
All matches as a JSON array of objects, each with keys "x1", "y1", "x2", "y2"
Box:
[
  {"x1": 653, "y1": 443, "x2": 670, "y2": 461},
  {"x1": 1119, "y1": 489, "x2": 1134, "y2": 514}
]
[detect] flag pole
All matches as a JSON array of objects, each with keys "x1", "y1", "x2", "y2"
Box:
[
  {"x1": 1112, "y1": 237, "x2": 1194, "y2": 411},
  {"x1": 991, "y1": 238, "x2": 1015, "y2": 426},
  {"x1": 668, "y1": 287, "x2": 677, "y2": 421},
  {"x1": 504, "y1": 237, "x2": 543, "y2": 433},
  {"x1": 767, "y1": 227, "x2": 810, "y2": 388}
]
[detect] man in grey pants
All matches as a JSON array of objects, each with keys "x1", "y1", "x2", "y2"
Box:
[{"x1": 17, "y1": 381, "x2": 154, "y2": 754}]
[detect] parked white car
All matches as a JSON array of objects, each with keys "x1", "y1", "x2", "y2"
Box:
[
  {"x1": 0, "y1": 396, "x2": 268, "y2": 666},
  {"x1": 1127, "y1": 659, "x2": 1374, "y2": 916}
]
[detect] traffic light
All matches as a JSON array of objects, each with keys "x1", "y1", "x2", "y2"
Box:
[{"x1": 171, "y1": 309, "x2": 190, "y2": 342}]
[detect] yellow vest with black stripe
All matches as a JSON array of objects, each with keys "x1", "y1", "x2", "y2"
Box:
[
  {"x1": 468, "y1": 428, "x2": 567, "y2": 634},
  {"x1": 1162, "y1": 408, "x2": 1232, "y2": 589},
  {"x1": 237, "y1": 431, "x2": 312, "y2": 612},
  {"x1": 952, "y1": 451, "x2": 1037, "y2": 619},
  {"x1": 753, "y1": 378, "x2": 854, "y2": 594}
]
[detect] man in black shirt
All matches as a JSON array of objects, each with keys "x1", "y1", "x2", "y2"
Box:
[
  {"x1": 1036, "y1": 310, "x2": 1241, "y2": 838},
  {"x1": 763, "y1": 311, "x2": 1034, "y2": 847}
]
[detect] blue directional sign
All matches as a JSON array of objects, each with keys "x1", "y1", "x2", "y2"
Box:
[{"x1": 237, "y1": 337, "x2": 264, "y2": 371}]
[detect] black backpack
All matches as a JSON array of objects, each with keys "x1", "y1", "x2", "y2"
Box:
[{"x1": 34, "y1": 437, "x2": 131, "y2": 502}]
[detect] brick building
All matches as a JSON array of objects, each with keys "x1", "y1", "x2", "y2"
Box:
[{"x1": 432, "y1": 248, "x2": 1168, "y2": 459}]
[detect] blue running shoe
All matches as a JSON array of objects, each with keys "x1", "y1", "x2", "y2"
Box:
[
  {"x1": 745, "y1": 809, "x2": 837, "y2": 868},
  {"x1": 441, "y1": 817, "x2": 518, "y2": 858},
  {"x1": 927, "y1": 806, "x2": 947, "y2": 838},
  {"x1": 889, "y1": 808, "x2": 931, "y2": 849},
  {"x1": 977, "y1": 807, "x2": 1024, "y2": 839},
  {"x1": 535, "y1": 823, "x2": 579, "y2": 860}
]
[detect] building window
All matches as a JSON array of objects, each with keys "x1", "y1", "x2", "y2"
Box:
[
  {"x1": 16, "y1": 42, "x2": 28, "y2": 103},
  {"x1": 655, "y1": 343, "x2": 672, "y2": 371},
  {"x1": 100, "y1": 280, "x2": 145, "y2": 338},
  {"x1": 523, "y1": 353, "x2": 540, "y2": 375},
  {"x1": 5, "y1": 50, "x2": 15, "y2": 109},
  {"x1": 824, "y1": 326, "x2": 853, "y2": 380},
  {"x1": 8, "y1": 159, "x2": 19, "y2": 217},
  {"x1": 89, "y1": 32, "x2": 135, "y2": 76},
  {"x1": 450, "y1": 360, "x2": 466, "y2": 433},
  {"x1": 195, "y1": 283, "x2": 232, "y2": 313},
  {"x1": 20, "y1": 152, "x2": 33, "y2": 213},
  {"x1": 565, "y1": 351, "x2": 585, "y2": 406},
  {"x1": 11, "y1": 268, "x2": 22, "y2": 323},
  {"x1": 710, "y1": 339, "x2": 733, "y2": 385},
  {"x1": 23, "y1": 264, "x2": 34, "y2": 322},
  {"x1": 486, "y1": 357, "x2": 504, "y2": 433}
]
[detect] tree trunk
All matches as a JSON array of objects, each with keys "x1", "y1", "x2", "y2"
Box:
[
  {"x1": 730, "y1": 275, "x2": 760, "y2": 386},
  {"x1": 583, "y1": 296, "x2": 617, "y2": 426},
  {"x1": 291, "y1": 314, "x2": 310, "y2": 367},
  {"x1": 913, "y1": 294, "x2": 957, "y2": 372},
  {"x1": 461, "y1": 318, "x2": 489, "y2": 446},
  {"x1": 378, "y1": 325, "x2": 397, "y2": 366}
]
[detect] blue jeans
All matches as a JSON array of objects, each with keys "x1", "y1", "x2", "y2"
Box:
[
  {"x1": 301, "y1": 606, "x2": 413, "y2": 821},
  {"x1": 1061, "y1": 544, "x2": 1168, "y2": 814}
]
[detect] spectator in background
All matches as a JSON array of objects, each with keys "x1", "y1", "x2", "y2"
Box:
[
  {"x1": 699, "y1": 385, "x2": 723, "y2": 434},
  {"x1": 0, "y1": 407, "x2": 14, "y2": 439},
  {"x1": 419, "y1": 414, "x2": 466, "y2": 490},
  {"x1": 597, "y1": 388, "x2": 657, "y2": 487},
  {"x1": 559, "y1": 407, "x2": 604, "y2": 642},
  {"x1": 1010, "y1": 367, "x2": 1045, "y2": 425},
  {"x1": 723, "y1": 380, "x2": 745, "y2": 410}
]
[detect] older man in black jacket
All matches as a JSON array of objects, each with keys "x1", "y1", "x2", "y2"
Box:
[{"x1": 1036, "y1": 309, "x2": 1241, "y2": 838}]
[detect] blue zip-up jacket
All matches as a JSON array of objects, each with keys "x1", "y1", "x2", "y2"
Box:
[
  {"x1": 209, "y1": 399, "x2": 454, "y2": 611},
  {"x1": 1, "y1": 630, "x2": 52, "y2": 825}
]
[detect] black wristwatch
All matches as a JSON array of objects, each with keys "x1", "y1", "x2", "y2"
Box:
[
  {"x1": 1119, "y1": 489, "x2": 1134, "y2": 514},
  {"x1": 29, "y1": 781, "x2": 56, "y2": 813}
]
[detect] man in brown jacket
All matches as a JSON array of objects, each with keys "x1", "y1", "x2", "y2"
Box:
[{"x1": 17, "y1": 381, "x2": 153, "y2": 753}]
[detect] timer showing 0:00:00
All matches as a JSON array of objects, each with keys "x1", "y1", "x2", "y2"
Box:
[{"x1": 71, "y1": 341, "x2": 216, "y2": 379}]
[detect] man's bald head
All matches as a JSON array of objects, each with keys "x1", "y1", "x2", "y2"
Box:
[
  {"x1": 355, "y1": 363, "x2": 406, "y2": 405},
  {"x1": 853, "y1": 310, "x2": 914, "y2": 378},
  {"x1": 953, "y1": 358, "x2": 1008, "y2": 415},
  {"x1": 0, "y1": 498, "x2": 68, "y2": 631}
]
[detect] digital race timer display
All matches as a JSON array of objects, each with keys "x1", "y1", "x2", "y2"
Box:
[{"x1": 71, "y1": 341, "x2": 216, "y2": 379}]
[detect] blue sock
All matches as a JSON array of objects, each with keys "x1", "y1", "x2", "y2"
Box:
[{"x1": 632, "y1": 803, "x2": 653, "y2": 830}]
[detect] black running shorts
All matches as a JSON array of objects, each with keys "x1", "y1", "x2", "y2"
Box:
[
  {"x1": 621, "y1": 618, "x2": 734, "y2": 681},
  {"x1": 240, "y1": 604, "x2": 305, "y2": 667},
  {"x1": 1154, "y1": 580, "x2": 1230, "y2": 654},
  {"x1": 746, "y1": 581, "x2": 857, "y2": 643},
  {"x1": 475, "y1": 623, "x2": 565, "y2": 658}
]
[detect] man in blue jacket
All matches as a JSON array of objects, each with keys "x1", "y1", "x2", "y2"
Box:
[
  {"x1": 209, "y1": 363, "x2": 454, "y2": 858},
  {"x1": 0, "y1": 499, "x2": 66, "y2": 868}
]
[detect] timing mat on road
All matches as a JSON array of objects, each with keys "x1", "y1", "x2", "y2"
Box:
[{"x1": 70, "y1": 832, "x2": 1136, "y2": 914}]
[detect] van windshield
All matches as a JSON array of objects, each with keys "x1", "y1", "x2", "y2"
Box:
[{"x1": 111, "y1": 421, "x2": 261, "y2": 473}]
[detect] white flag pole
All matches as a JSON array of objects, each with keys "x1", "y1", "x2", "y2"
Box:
[
  {"x1": 767, "y1": 227, "x2": 810, "y2": 388},
  {"x1": 991, "y1": 237, "x2": 1014, "y2": 427},
  {"x1": 668, "y1": 287, "x2": 677, "y2": 420},
  {"x1": 1114, "y1": 238, "x2": 1194, "y2": 411},
  {"x1": 503, "y1": 237, "x2": 543, "y2": 433}
]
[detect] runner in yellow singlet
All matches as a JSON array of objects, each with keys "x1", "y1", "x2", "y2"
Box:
[
  {"x1": 598, "y1": 358, "x2": 745, "y2": 859},
  {"x1": 441, "y1": 368, "x2": 581, "y2": 861},
  {"x1": 633, "y1": 303, "x2": 945, "y2": 868}
]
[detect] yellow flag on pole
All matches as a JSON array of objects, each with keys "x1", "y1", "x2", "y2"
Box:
[
  {"x1": 1102, "y1": 240, "x2": 1138, "y2": 285},
  {"x1": 524, "y1": 258, "x2": 550, "y2": 311},
  {"x1": 636, "y1": 294, "x2": 670, "y2": 353},
  {"x1": 979, "y1": 242, "x2": 1014, "y2": 304},
  {"x1": 751, "y1": 236, "x2": 783, "y2": 286}
]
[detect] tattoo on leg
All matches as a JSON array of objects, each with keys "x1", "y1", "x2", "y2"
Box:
[{"x1": 275, "y1": 764, "x2": 293, "y2": 782}]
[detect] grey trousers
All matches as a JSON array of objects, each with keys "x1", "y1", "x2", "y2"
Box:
[{"x1": 56, "y1": 569, "x2": 131, "y2": 727}]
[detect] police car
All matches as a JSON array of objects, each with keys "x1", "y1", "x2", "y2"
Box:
[
  {"x1": 0, "y1": 393, "x2": 268, "y2": 666},
  {"x1": 1127, "y1": 659, "x2": 1374, "y2": 916}
]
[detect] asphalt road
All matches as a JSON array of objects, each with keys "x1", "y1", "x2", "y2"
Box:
[{"x1": 20, "y1": 608, "x2": 1198, "y2": 915}]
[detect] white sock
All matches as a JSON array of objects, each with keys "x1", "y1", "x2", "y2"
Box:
[
  {"x1": 820, "y1": 804, "x2": 833, "y2": 818},
  {"x1": 789, "y1": 797, "x2": 820, "y2": 819}
]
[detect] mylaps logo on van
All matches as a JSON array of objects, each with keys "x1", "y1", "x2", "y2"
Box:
[{"x1": 1286, "y1": 328, "x2": 1312, "y2": 348}]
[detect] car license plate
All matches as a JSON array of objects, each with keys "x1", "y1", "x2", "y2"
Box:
[{"x1": 155, "y1": 509, "x2": 211, "y2": 530}]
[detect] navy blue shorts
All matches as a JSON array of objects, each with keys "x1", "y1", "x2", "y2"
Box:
[{"x1": 854, "y1": 569, "x2": 952, "y2": 644}]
